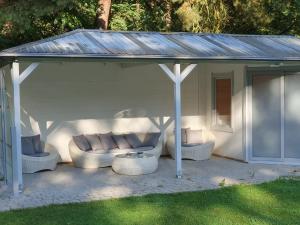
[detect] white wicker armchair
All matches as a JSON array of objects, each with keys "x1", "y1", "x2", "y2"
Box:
[
  {"x1": 22, "y1": 142, "x2": 59, "y2": 174},
  {"x1": 167, "y1": 132, "x2": 215, "y2": 161},
  {"x1": 69, "y1": 136, "x2": 163, "y2": 169}
]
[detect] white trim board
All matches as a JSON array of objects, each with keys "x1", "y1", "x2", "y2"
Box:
[{"x1": 248, "y1": 160, "x2": 300, "y2": 166}]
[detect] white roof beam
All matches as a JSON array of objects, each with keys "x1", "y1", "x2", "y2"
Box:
[
  {"x1": 158, "y1": 64, "x2": 175, "y2": 83},
  {"x1": 181, "y1": 64, "x2": 197, "y2": 82},
  {"x1": 19, "y1": 63, "x2": 39, "y2": 84}
]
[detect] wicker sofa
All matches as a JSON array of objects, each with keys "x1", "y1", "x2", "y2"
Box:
[
  {"x1": 69, "y1": 134, "x2": 163, "y2": 169},
  {"x1": 167, "y1": 131, "x2": 215, "y2": 161},
  {"x1": 22, "y1": 142, "x2": 59, "y2": 174}
]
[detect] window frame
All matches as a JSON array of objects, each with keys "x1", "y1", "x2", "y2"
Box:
[{"x1": 211, "y1": 71, "x2": 234, "y2": 132}]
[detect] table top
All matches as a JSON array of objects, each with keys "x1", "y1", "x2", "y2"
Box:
[{"x1": 115, "y1": 152, "x2": 154, "y2": 159}]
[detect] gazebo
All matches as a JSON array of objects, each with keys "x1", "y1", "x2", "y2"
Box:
[{"x1": 1, "y1": 29, "x2": 300, "y2": 195}]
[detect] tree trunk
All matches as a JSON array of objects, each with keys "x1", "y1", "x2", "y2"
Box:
[
  {"x1": 165, "y1": 0, "x2": 172, "y2": 31},
  {"x1": 97, "y1": 0, "x2": 112, "y2": 30},
  {"x1": 0, "y1": 0, "x2": 6, "y2": 7}
]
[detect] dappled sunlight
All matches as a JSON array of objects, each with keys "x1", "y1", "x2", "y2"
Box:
[
  {"x1": 20, "y1": 105, "x2": 41, "y2": 135},
  {"x1": 111, "y1": 118, "x2": 154, "y2": 133},
  {"x1": 46, "y1": 121, "x2": 54, "y2": 129},
  {"x1": 38, "y1": 172, "x2": 75, "y2": 186},
  {"x1": 234, "y1": 183, "x2": 280, "y2": 206},
  {"x1": 132, "y1": 33, "x2": 185, "y2": 54},
  {"x1": 210, "y1": 176, "x2": 241, "y2": 186},
  {"x1": 114, "y1": 108, "x2": 147, "y2": 118},
  {"x1": 76, "y1": 119, "x2": 110, "y2": 133},
  {"x1": 286, "y1": 90, "x2": 300, "y2": 122},
  {"x1": 254, "y1": 168, "x2": 279, "y2": 177},
  {"x1": 14, "y1": 61, "x2": 205, "y2": 162},
  {"x1": 87, "y1": 185, "x2": 134, "y2": 199},
  {"x1": 2, "y1": 179, "x2": 299, "y2": 224},
  {"x1": 1, "y1": 157, "x2": 296, "y2": 212},
  {"x1": 207, "y1": 35, "x2": 265, "y2": 56}
]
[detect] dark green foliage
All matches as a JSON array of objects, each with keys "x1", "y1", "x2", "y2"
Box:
[
  {"x1": 0, "y1": 0, "x2": 98, "y2": 49},
  {"x1": 0, "y1": 179, "x2": 299, "y2": 225},
  {"x1": 1, "y1": 0, "x2": 300, "y2": 50},
  {"x1": 109, "y1": 0, "x2": 177, "y2": 32},
  {"x1": 224, "y1": 0, "x2": 300, "y2": 35}
]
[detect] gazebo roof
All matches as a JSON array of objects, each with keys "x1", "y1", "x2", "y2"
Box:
[{"x1": 2, "y1": 29, "x2": 300, "y2": 62}]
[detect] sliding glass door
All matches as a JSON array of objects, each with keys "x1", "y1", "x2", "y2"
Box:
[{"x1": 249, "y1": 70, "x2": 300, "y2": 164}]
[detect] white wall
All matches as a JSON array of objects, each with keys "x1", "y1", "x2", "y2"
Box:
[
  {"x1": 203, "y1": 63, "x2": 245, "y2": 161},
  {"x1": 12, "y1": 62, "x2": 208, "y2": 162},
  {"x1": 4, "y1": 61, "x2": 249, "y2": 162}
]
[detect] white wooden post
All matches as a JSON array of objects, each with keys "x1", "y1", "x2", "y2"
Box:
[
  {"x1": 10, "y1": 62, "x2": 40, "y2": 195},
  {"x1": 11, "y1": 62, "x2": 22, "y2": 195},
  {"x1": 159, "y1": 63, "x2": 197, "y2": 178},
  {"x1": 174, "y1": 64, "x2": 182, "y2": 178}
]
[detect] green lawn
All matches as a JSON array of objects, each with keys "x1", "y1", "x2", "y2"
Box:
[{"x1": 1, "y1": 178, "x2": 300, "y2": 225}]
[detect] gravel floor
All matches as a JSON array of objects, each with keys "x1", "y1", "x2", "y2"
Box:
[{"x1": 0, "y1": 156, "x2": 299, "y2": 212}]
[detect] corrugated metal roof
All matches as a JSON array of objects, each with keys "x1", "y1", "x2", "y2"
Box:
[{"x1": 2, "y1": 29, "x2": 300, "y2": 62}]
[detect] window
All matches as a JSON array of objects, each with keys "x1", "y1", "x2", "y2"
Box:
[{"x1": 212, "y1": 72, "x2": 233, "y2": 131}]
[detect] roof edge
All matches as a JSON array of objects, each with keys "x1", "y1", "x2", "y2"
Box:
[{"x1": 1, "y1": 29, "x2": 296, "y2": 55}]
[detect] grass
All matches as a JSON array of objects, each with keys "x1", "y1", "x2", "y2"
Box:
[{"x1": 0, "y1": 178, "x2": 300, "y2": 225}]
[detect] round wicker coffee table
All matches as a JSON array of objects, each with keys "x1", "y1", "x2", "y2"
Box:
[{"x1": 112, "y1": 152, "x2": 158, "y2": 175}]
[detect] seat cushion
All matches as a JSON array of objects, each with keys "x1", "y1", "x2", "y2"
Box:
[
  {"x1": 85, "y1": 134, "x2": 103, "y2": 150},
  {"x1": 112, "y1": 134, "x2": 131, "y2": 149},
  {"x1": 186, "y1": 129, "x2": 203, "y2": 145},
  {"x1": 73, "y1": 135, "x2": 91, "y2": 151},
  {"x1": 98, "y1": 132, "x2": 118, "y2": 150},
  {"x1": 21, "y1": 136, "x2": 35, "y2": 156}
]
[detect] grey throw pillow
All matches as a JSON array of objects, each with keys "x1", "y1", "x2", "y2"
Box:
[
  {"x1": 112, "y1": 134, "x2": 131, "y2": 149},
  {"x1": 32, "y1": 134, "x2": 43, "y2": 153},
  {"x1": 125, "y1": 133, "x2": 142, "y2": 148},
  {"x1": 21, "y1": 136, "x2": 35, "y2": 156},
  {"x1": 186, "y1": 129, "x2": 203, "y2": 145},
  {"x1": 98, "y1": 132, "x2": 118, "y2": 150},
  {"x1": 142, "y1": 132, "x2": 161, "y2": 147},
  {"x1": 73, "y1": 135, "x2": 91, "y2": 151},
  {"x1": 85, "y1": 134, "x2": 103, "y2": 150},
  {"x1": 181, "y1": 128, "x2": 190, "y2": 144}
]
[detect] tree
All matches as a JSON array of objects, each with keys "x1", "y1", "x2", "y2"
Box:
[
  {"x1": 0, "y1": 0, "x2": 6, "y2": 7},
  {"x1": 108, "y1": 0, "x2": 178, "y2": 32},
  {"x1": 97, "y1": 0, "x2": 112, "y2": 29},
  {"x1": 1, "y1": 0, "x2": 300, "y2": 51},
  {"x1": 0, "y1": 0, "x2": 98, "y2": 49},
  {"x1": 174, "y1": 0, "x2": 228, "y2": 33},
  {"x1": 224, "y1": 0, "x2": 300, "y2": 35}
]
